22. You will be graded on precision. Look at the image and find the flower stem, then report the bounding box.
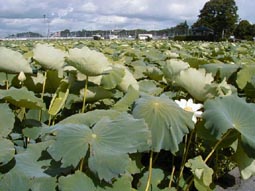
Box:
[39,71,47,121]
[81,75,88,113]
[145,151,153,191]
[204,129,233,163]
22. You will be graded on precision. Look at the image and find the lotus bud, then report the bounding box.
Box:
[18,71,26,82]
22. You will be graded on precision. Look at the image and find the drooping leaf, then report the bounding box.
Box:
[116,65,139,92]
[163,59,190,83]
[0,87,46,110]
[100,66,125,89]
[33,43,66,71]
[132,95,194,153]
[0,103,15,137]
[144,66,163,81]
[113,86,140,112]
[200,63,240,80]
[48,79,70,116]
[66,46,111,76]
[0,138,15,166]
[236,64,255,89]
[203,95,255,157]
[175,68,217,101]
[0,47,32,73]
[58,171,96,191]
[185,156,214,191]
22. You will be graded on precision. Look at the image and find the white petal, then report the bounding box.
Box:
[192,115,197,123]
[175,99,187,108]
[194,111,203,118]
[192,103,203,111]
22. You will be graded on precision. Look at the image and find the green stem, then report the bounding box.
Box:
[145,151,153,191]
[169,157,176,188]
[178,128,196,183]
[5,73,9,90]
[81,75,88,113]
[39,71,48,121]
[204,129,233,163]
[79,157,85,171]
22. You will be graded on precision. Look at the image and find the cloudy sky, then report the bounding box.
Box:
[0,0,254,37]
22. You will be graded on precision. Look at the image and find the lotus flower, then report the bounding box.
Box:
[175,98,203,123]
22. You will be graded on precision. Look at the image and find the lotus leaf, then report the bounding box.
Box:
[58,171,96,191]
[0,141,55,191]
[48,113,151,181]
[233,143,255,180]
[138,80,163,96]
[116,65,139,92]
[33,43,66,71]
[163,59,190,83]
[132,95,194,153]
[185,156,214,191]
[0,47,32,73]
[0,87,46,110]
[0,138,15,165]
[203,95,255,157]
[48,79,70,116]
[100,66,125,89]
[236,64,255,89]
[0,104,15,137]
[66,46,111,76]
[200,63,240,80]
[175,68,216,101]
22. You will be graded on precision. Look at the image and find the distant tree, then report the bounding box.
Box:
[193,0,238,40]
[234,20,253,40]
[175,21,189,35]
[60,29,70,37]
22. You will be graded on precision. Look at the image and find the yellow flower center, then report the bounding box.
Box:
[184,106,193,112]
[92,133,97,139]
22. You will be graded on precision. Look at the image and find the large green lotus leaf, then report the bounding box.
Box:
[47,124,92,168]
[0,47,32,73]
[100,66,125,89]
[185,156,214,191]
[48,79,70,116]
[200,63,240,80]
[163,59,190,83]
[22,119,49,140]
[233,142,255,180]
[132,95,194,153]
[203,95,255,157]
[0,104,15,137]
[175,68,216,101]
[88,114,151,181]
[137,168,165,191]
[116,65,139,92]
[33,43,66,70]
[113,86,140,112]
[58,171,96,191]
[0,138,15,165]
[236,64,255,89]
[0,87,46,110]
[59,109,120,127]
[0,141,55,191]
[66,46,111,76]
[138,80,163,96]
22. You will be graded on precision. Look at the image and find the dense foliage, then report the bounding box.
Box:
[0,39,255,191]
[193,0,238,39]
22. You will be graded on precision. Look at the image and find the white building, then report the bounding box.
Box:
[138,34,153,40]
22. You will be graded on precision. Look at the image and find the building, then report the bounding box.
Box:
[138,34,153,40]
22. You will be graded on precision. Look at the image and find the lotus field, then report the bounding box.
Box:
[1,39,255,191]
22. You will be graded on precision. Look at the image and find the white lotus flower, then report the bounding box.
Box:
[175,98,203,123]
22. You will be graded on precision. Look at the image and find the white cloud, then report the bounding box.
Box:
[0,0,254,37]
